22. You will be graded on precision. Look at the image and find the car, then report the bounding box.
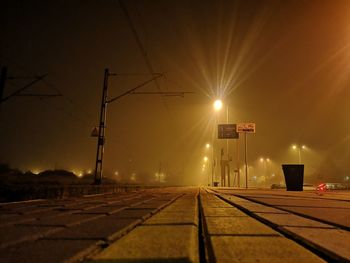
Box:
[270,183,286,189]
[303,184,316,190]
[316,183,347,191]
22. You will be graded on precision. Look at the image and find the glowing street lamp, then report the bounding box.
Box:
[259,157,271,178]
[205,143,210,149]
[203,156,208,162]
[291,144,307,164]
[213,99,223,111]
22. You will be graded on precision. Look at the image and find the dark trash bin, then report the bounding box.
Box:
[282,164,304,191]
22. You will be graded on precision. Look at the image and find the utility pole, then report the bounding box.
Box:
[93,68,190,185]
[94,68,109,184]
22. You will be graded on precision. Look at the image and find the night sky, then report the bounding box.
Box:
[1,0,350,185]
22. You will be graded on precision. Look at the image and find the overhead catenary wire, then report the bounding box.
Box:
[36,96,92,128]
[118,0,173,112]
[0,55,94,127]
[117,0,182,147]
[3,75,92,126]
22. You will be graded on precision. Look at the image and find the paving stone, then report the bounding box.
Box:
[132,201,169,209]
[0,239,98,263]
[112,208,155,219]
[36,204,66,208]
[201,200,233,208]
[283,227,350,261]
[149,196,178,202]
[238,203,289,214]
[144,210,197,226]
[128,199,153,207]
[220,196,289,213]
[60,203,104,210]
[77,206,124,214]
[0,200,46,209]
[93,225,198,262]
[0,215,36,227]
[205,216,278,235]
[202,207,247,217]
[53,207,84,212]
[26,209,71,219]
[0,208,19,213]
[277,206,350,228]
[48,215,138,241]
[161,199,197,212]
[256,213,336,228]
[218,194,251,202]
[101,203,126,208]
[248,196,350,209]
[102,200,124,206]
[210,236,325,262]
[76,201,106,206]
[0,225,63,248]
[11,206,52,215]
[18,213,104,227]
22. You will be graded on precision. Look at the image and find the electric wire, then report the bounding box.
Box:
[118,0,172,110]
[0,55,95,126]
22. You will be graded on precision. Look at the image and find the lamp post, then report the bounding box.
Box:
[205,143,215,185]
[259,157,271,179]
[212,100,223,186]
[213,100,229,157]
[213,99,230,186]
[292,144,306,164]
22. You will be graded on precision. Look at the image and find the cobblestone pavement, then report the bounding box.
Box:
[0,187,349,262]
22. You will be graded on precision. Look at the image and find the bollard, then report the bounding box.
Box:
[282,164,304,191]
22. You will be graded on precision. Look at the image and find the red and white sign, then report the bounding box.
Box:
[236,123,256,133]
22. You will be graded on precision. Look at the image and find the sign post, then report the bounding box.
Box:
[236,123,256,189]
[218,124,239,139]
[217,124,239,187]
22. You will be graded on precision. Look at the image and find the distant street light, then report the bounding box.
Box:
[203,156,208,162]
[291,144,307,164]
[259,157,271,178]
[205,143,210,149]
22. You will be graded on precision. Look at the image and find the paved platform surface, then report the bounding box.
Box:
[0,187,349,262]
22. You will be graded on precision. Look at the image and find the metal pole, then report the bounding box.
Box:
[94,68,109,184]
[226,106,229,157]
[236,139,240,188]
[212,157,216,187]
[245,132,248,189]
[226,106,229,187]
[212,114,218,186]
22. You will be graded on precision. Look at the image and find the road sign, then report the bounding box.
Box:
[218,124,239,139]
[237,123,256,133]
[91,127,99,137]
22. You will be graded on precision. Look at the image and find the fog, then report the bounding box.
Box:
[1,0,350,186]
